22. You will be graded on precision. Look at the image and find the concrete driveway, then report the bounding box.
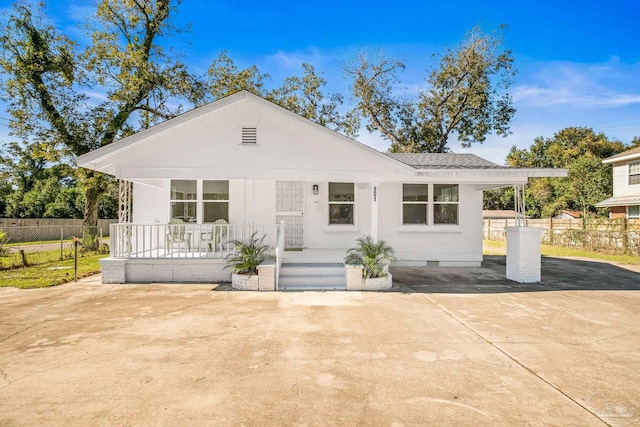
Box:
[1,256,639,426]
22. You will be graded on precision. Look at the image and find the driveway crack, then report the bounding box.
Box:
[420,294,612,427]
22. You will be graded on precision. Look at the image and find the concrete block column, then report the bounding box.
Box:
[99,258,127,284]
[257,261,276,291]
[505,227,543,283]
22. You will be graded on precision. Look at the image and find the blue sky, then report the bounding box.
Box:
[1,0,639,164]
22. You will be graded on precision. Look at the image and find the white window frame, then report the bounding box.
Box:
[402,184,429,225]
[328,182,356,226]
[629,162,640,185]
[399,183,461,229]
[202,180,230,223]
[169,179,230,224]
[169,179,198,223]
[628,205,640,219]
[433,184,460,225]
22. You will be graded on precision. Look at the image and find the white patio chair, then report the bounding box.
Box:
[166,219,192,252]
[207,218,229,251]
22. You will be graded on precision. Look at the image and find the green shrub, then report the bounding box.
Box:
[224,232,270,275]
[344,235,394,280]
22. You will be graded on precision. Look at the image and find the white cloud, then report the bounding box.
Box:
[511,59,640,108]
[265,48,326,70]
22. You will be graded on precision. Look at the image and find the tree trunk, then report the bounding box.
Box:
[82,172,108,251]
[83,184,102,228]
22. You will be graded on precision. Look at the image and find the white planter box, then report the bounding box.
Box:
[345,264,393,291]
[231,273,260,291]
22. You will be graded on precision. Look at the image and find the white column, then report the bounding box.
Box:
[506,227,543,283]
[371,183,379,241]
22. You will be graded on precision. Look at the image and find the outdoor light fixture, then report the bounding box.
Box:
[313,184,319,195]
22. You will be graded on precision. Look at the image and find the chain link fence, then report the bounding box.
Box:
[0,226,109,287]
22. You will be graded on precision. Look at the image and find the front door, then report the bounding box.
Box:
[276,181,304,249]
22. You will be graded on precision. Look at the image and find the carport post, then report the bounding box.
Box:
[506,183,543,283]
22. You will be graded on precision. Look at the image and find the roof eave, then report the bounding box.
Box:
[603,152,640,164]
[415,168,568,178]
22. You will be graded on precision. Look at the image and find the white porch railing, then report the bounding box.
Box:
[109,223,284,259]
[274,220,285,291]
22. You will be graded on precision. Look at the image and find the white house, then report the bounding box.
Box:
[596,147,640,219]
[77,91,565,288]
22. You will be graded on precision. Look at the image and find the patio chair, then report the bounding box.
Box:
[166,219,192,252]
[208,218,229,251]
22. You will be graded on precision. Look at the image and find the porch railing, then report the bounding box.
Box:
[109,223,282,259]
[275,220,285,291]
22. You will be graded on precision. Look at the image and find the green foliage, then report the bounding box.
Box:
[344,25,516,153]
[224,232,271,275]
[0,1,201,226]
[484,127,629,218]
[206,52,359,137]
[344,235,395,280]
[0,230,7,257]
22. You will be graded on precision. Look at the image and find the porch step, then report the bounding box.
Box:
[279,263,345,291]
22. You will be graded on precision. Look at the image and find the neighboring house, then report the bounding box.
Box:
[596,147,640,219]
[76,91,565,286]
[554,210,581,220]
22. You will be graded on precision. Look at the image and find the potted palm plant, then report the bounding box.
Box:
[344,235,394,290]
[225,232,270,290]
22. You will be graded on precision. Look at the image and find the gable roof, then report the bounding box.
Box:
[76,90,567,182]
[76,90,414,173]
[386,153,507,169]
[603,146,640,164]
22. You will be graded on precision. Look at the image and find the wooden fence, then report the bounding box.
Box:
[483,218,640,255]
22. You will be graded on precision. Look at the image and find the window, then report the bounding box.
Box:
[629,162,640,185]
[629,205,640,219]
[170,180,197,222]
[241,127,257,144]
[403,184,428,224]
[329,182,354,225]
[433,184,459,224]
[203,180,229,222]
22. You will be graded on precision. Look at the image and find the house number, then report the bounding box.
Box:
[373,187,377,202]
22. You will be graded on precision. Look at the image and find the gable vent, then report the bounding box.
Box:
[242,127,257,144]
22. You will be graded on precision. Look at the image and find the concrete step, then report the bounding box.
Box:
[280,263,344,277]
[278,263,346,291]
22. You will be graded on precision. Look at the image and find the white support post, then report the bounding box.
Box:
[118,179,132,224]
[371,183,379,241]
[506,182,542,283]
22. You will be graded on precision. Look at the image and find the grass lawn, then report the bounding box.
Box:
[484,239,640,266]
[0,252,107,289]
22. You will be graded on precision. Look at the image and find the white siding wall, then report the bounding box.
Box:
[378,183,483,263]
[612,162,640,197]
[304,182,371,249]
[132,181,168,223]
[131,180,483,263]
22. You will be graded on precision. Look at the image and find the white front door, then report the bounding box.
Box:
[276,181,305,249]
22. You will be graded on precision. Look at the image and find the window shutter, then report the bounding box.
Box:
[242,127,257,144]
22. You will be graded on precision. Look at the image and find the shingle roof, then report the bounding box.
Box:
[596,195,640,207]
[385,153,507,169]
[606,146,640,160]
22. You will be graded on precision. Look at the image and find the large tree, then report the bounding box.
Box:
[344,26,516,153]
[206,51,359,137]
[485,127,628,218]
[0,0,201,228]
